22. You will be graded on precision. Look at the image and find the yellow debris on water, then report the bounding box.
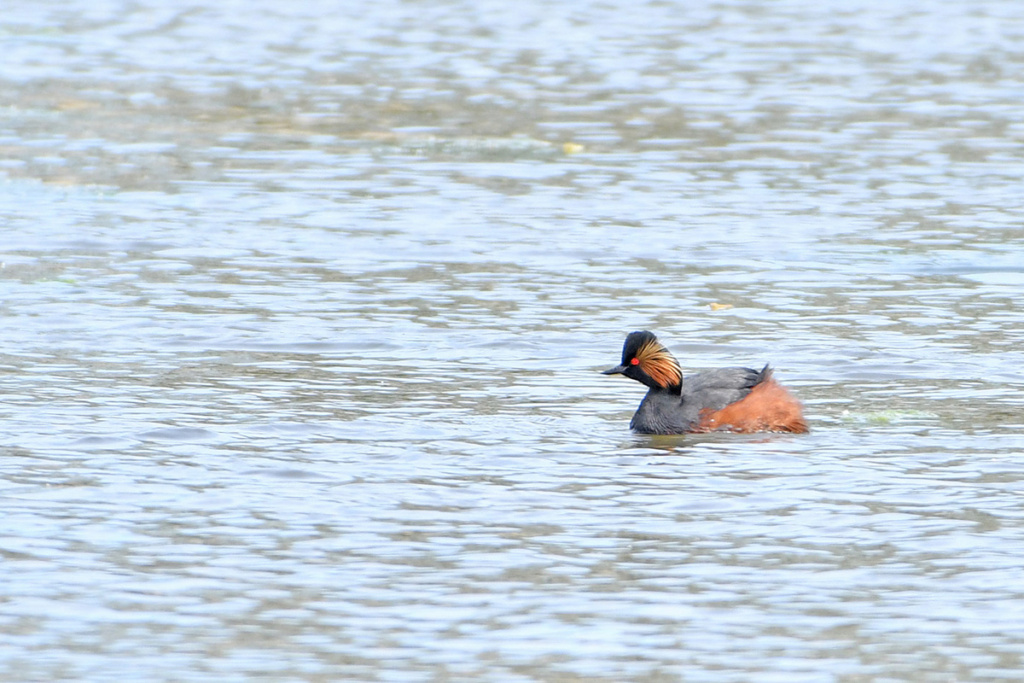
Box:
[562,142,585,154]
[709,302,734,311]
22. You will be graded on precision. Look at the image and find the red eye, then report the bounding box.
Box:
[630,358,640,365]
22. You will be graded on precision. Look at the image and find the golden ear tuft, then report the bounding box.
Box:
[635,337,682,389]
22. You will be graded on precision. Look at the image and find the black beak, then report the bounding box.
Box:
[601,364,627,375]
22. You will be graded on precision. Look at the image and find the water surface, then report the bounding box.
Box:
[2,1,1024,680]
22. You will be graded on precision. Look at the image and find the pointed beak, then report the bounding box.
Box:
[601,364,627,375]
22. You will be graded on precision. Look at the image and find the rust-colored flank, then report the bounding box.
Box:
[696,376,808,434]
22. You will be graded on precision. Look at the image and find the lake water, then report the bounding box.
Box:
[2,0,1024,680]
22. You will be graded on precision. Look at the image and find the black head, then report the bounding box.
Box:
[602,330,682,391]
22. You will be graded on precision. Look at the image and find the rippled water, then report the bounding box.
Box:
[3,1,1024,680]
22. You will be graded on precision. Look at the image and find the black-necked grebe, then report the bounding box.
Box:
[603,331,807,435]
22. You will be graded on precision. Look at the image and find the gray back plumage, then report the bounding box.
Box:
[630,365,770,434]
